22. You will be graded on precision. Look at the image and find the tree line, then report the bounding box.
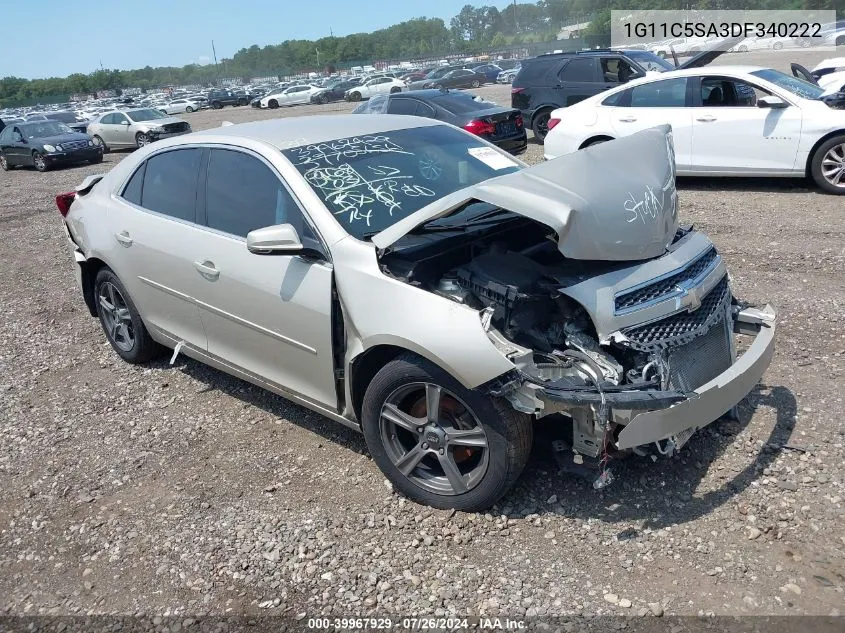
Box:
[1,0,841,106]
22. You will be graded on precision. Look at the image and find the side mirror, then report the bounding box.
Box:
[757,96,788,109]
[121,120,130,125]
[246,224,303,255]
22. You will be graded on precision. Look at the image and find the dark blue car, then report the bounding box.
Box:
[0,120,102,172]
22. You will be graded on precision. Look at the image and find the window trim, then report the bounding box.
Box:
[691,75,776,108]
[619,76,691,108]
[557,57,599,83]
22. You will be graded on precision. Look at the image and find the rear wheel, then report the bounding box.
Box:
[773,41,784,50]
[238,98,248,106]
[93,268,162,364]
[89,154,103,164]
[211,101,223,109]
[268,99,279,109]
[532,108,553,143]
[361,353,533,511]
[32,151,48,172]
[810,134,845,194]
[471,79,481,88]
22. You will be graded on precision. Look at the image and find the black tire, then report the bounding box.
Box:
[349,92,362,102]
[471,79,481,88]
[809,134,845,195]
[32,151,48,172]
[389,87,401,94]
[211,101,223,110]
[0,152,9,171]
[532,109,553,143]
[93,268,162,364]
[238,98,248,106]
[93,135,109,153]
[135,132,150,148]
[186,106,194,113]
[361,353,533,511]
[268,99,279,109]
[89,154,103,164]
[773,41,783,50]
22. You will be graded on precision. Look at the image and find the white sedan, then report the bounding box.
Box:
[543,65,845,194]
[345,77,406,101]
[159,99,199,115]
[259,85,322,109]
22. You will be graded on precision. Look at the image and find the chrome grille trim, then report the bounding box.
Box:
[614,247,719,314]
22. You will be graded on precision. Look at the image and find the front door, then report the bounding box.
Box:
[191,147,337,407]
[690,76,803,173]
[106,148,208,348]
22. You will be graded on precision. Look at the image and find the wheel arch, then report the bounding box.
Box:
[804,129,845,177]
[79,256,109,317]
[578,135,615,149]
[529,104,558,126]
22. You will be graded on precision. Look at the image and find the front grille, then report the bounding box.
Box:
[620,275,731,351]
[668,320,732,392]
[163,122,190,133]
[615,248,719,313]
[62,140,89,151]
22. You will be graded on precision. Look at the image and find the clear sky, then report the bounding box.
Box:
[1,0,514,79]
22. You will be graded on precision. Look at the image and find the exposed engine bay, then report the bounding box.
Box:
[378,215,748,484]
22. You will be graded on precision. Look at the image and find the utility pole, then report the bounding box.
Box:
[513,0,518,33]
[316,48,321,70]
[212,40,220,85]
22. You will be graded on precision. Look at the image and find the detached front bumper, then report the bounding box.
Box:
[536,305,777,451]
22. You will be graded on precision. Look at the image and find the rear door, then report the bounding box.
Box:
[554,57,601,106]
[191,147,337,407]
[608,77,694,170]
[106,148,208,348]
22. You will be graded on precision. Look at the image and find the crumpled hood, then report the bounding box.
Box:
[373,125,679,261]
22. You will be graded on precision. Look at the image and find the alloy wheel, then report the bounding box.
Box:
[33,153,46,171]
[821,142,845,188]
[136,133,150,148]
[0,154,8,171]
[98,281,135,352]
[379,382,489,496]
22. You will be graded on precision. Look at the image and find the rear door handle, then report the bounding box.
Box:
[115,231,133,247]
[618,116,637,122]
[193,260,220,281]
[696,115,717,122]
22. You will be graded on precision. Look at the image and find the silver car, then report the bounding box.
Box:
[56,116,776,511]
[86,108,191,151]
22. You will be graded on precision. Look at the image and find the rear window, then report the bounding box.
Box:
[515,59,557,83]
[432,92,498,114]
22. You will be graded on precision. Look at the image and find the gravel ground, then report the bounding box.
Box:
[1,51,844,624]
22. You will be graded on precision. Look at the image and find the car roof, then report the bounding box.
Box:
[190,114,442,149]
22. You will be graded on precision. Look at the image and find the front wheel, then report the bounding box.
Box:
[0,153,9,171]
[211,101,223,109]
[810,135,845,194]
[349,92,362,102]
[361,353,533,511]
[471,79,481,88]
[773,41,783,50]
[186,106,194,112]
[89,154,104,164]
[135,133,151,148]
[268,99,279,109]
[32,151,48,172]
[532,109,553,143]
[94,268,162,364]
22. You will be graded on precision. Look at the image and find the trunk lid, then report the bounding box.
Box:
[372,125,678,261]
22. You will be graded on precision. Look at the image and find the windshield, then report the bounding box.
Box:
[750,69,825,99]
[425,67,451,79]
[46,112,77,123]
[625,50,674,72]
[282,125,521,239]
[20,121,73,138]
[127,108,167,122]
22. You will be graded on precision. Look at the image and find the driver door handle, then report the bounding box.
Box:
[193,260,220,281]
[618,116,637,122]
[696,115,717,122]
[115,231,133,247]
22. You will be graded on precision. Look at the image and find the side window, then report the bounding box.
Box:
[601,90,624,106]
[386,98,419,115]
[559,58,597,82]
[630,78,687,107]
[114,113,128,124]
[141,149,202,221]
[416,102,436,118]
[700,77,770,107]
[205,149,315,241]
[121,162,146,206]
[600,57,636,83]
[101,114,114,124]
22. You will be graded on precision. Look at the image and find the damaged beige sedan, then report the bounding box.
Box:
[56,116,776,511]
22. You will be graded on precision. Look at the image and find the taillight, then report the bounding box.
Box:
[56,191,77,217]
[547,118,561,132]
[515,115,524,128]
[464,119,496,136]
